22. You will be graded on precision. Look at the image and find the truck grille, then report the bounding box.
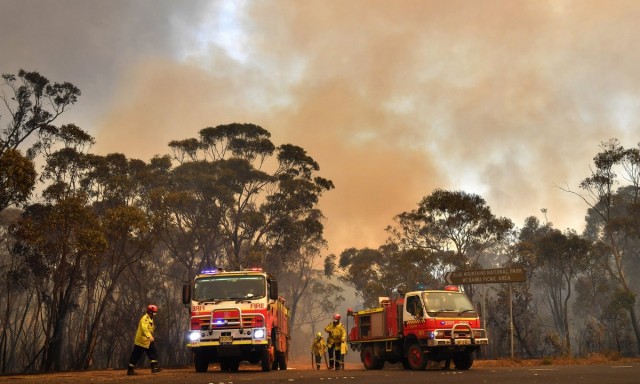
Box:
[193,311,262,331]
[444,330,471,338]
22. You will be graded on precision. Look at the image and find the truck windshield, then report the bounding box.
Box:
[422,292,476,316]
[194,275,266,302]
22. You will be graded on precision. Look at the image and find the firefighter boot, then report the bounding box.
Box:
[151,361,161,373]
[316,363,321,370]
[127,364,136,376]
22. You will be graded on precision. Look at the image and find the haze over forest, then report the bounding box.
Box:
[2,1,640,255]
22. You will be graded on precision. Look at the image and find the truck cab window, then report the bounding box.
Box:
[406,295,423,318]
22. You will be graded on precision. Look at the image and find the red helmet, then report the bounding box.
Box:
[333,313,341,321]
[147,304,158,313]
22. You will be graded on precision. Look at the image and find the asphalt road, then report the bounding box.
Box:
[2,363,639,384]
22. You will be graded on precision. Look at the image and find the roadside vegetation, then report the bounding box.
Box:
[476,353,639,367]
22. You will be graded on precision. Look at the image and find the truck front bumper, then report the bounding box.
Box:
[187,327,268,348]
[426,337,489,347]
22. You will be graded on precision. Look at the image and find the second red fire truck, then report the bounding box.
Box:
[347,286,488,370]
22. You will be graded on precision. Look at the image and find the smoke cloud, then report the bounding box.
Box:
[2,0,639,255]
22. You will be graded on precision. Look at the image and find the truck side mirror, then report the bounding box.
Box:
[182,284,191,305]
[269,280,278,300]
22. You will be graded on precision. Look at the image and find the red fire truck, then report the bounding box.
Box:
[182,268,290,372]
[347,286,488,370]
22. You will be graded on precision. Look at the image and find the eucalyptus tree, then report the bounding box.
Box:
[8,125,105,371]
[0,149,37,211]
[152,159,227,281]
[564,139,640,353]
[0,70,80,211]
[0,69,81,372]
[497,216,549,358]
[326,244,440,308]
[573,242,620,354]
[535,228,591,355]
[166,124,274,274]
[0,208,34,374]
[294,278,344,340]
[329,247,384,307]
[6,124,166,371]
[166,123,333,273]
[387,189,513,297]
[70,152,166,370]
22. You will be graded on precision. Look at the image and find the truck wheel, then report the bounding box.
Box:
[361,346,376,370]
[261,347,272,372]
[406,343,427,371]
[361,346,384,370]
[453,351,474,370]
[194,351,209,373]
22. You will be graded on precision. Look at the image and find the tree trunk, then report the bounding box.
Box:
[44,317,65,371]
[513,321,536,358]
[563,275,572,356]
[627,301,640,354]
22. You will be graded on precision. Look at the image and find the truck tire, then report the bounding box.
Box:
[261,346,272,372]
[361,345,384,370]
[194,350,209,373]
[230,358,240,372]
[361,346,376,370]
[406,343,427,371]
[453,351,474,370]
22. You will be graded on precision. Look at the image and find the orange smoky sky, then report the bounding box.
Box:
[2,0,639,256]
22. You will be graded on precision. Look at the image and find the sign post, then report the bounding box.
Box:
[444,267,526,360]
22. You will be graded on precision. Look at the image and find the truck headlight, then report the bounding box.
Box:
[253,328,266,340]
[189,331,201,342]
[429,330,443,339]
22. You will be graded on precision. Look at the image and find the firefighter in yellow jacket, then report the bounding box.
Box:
[324,313,346,370]
[127,305,160,375]
[310,332,327,370]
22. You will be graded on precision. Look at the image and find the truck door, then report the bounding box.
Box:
[404,294,424,319]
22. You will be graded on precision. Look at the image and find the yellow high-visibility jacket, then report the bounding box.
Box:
[134,313,155,348]
[311,337,327,355]
[324,322,346,347]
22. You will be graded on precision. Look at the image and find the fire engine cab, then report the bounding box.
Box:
[182,268,290,372]
[347,286,488,370]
